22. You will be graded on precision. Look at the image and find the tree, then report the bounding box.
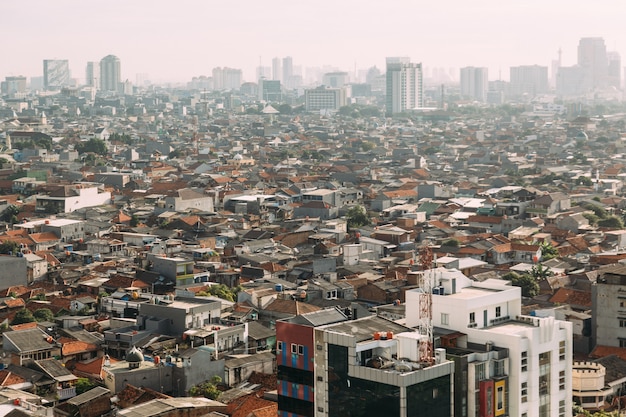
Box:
[442,239,461,248]
[75,378,96,395]
[189,376,222,400]
[130,215,139,227]
[0,241,19,255]
[530,263,553,281]
[33,308,54,322]
[346,205,370,229]
[198,284,240,302]
[539,242,559,261]
[11,309,35,325]
[75,138,107,156]
[598,216,624,229]
[504,272,539,298]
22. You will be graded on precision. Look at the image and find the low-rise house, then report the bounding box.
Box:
[2,328,59,366]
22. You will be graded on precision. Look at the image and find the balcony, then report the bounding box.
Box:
[57,386,76,400]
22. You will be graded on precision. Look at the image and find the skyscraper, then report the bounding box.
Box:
[272,57,282,82]
[211,67,242,90]
[460,67,488,102]
[385,57,423,115]
[85,61,100,89]
[578,37,608,91]
[100,55,121,92]
[509,65,548,98]
[43,59,70,90]
[282,56,293,87]
[607,51,621,88]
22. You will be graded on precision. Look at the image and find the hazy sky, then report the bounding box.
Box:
[2,0,626,84]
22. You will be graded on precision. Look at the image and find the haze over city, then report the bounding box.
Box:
[3,0,626,83]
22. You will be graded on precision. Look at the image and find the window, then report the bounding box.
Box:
[559,400,565,417]
[559,370,565,390]
[521,382,528,403]
[475,362,487,382]
[559,340,566,360]
[620,319,626,328]
[496,385,504,411]
[469,312,475,323]
[494,359,505,376]
[277,341,283,352]
[496,306,501,318]
[298,345,304,355]
[521,351,528,372]
[441,313,449,325]
[621,300,626,308]
[620,339,626,348]
[291,343,298,354]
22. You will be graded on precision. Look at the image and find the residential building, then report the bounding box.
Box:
[322,72,349,88]
[1,76,27,95]
[592,266,626,349]
[139,296,222,336]
[406,270,573,417]
[100,54,121,92]
[460,67,488,102]
[147,254,195,286]
[3,328,59,366]
[509,65,549,98]
[35,185,112,214]
[258,78,282,102]
[212,67,242,91]
[386,57,424,115]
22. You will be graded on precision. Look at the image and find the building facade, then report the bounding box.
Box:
[460,67,488,102]
[386,57,423,115]
[100,55,121,92]
[43,59,70,90]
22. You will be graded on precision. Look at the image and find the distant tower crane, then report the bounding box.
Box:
[417,246,435,365]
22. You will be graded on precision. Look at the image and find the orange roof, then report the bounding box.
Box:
[29,232,60,243]
[61,340,99,356]
[9,321,38,331]
[548,288,592,307]
[590,345,626,361]
[4,298,25,309]
[225,394,277,417]
[0,370,26,386]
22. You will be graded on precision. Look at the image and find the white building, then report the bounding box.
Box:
[460,67,488,102]
[386,57,423,114]
[406,269,573,417]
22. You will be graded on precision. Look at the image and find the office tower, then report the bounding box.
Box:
[85,61,100,89]
[406,269,572,417]
[1,76,27,95]
[258,78,282,102]
[282,56,293,86]
[276,309,454,417]
[304,86,347,111]
[100,55,121,92]
[211,67,242,90]
[460,67,488,102]
[385,57,423,115]
[509,65,548,98]
[607,51,621,88]
[556,66,585,96]
[322,72,349,88]
[43,59,70,90]
[272,57,282,82]
[578,37,608,90]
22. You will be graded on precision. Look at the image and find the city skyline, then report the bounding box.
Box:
[2,0,626,84]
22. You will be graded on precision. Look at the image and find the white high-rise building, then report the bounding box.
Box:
[385,57,423,115]
[100,55,121,92]
[460,67,488,102]
[272,57,282,82]
[578,37,608,91]
[212,67,242,91]
[406,269,573,417]
[43,59,70,90]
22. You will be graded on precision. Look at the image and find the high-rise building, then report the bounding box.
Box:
[385,57,423,115]
[85,61,100,89]
[100,55,121,92]
[592,266,626,349]
[276,309,454,417]
[258,78,282,102]
[1,76,27,95]
[304,86,347,111]
[460,67,488,102]
[406,269,573,417]
[211,67,242,91]
[607,51,621,88]
[272,57,282,82]
[43,59,70,90]
[282,56,293,87]
[509,65,548,98]
[322,72,349,88]
[578,37,608,91]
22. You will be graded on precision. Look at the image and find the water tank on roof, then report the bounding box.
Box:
[275,284,283,292]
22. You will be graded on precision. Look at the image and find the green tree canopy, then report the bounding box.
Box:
[503,271,539,298]
[598,216,624,229]
[75,378,97,395]
[11,309,35,325]
[0,241,19,255]
[189,376,222,400]
[539,242,558,261]
[75,138,108,156]
[33,308,54,322]
[346,205,370,229]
